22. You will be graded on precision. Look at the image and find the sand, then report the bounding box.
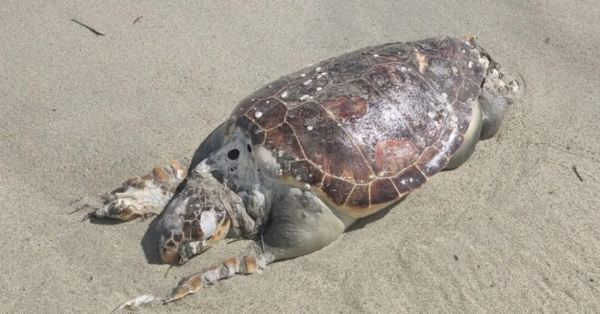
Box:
[1,0,600,313]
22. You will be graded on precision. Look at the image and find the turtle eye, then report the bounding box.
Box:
[227,149,240,160]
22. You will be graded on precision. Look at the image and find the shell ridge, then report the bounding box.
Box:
[283,121,309,160]
[343,184,358,206]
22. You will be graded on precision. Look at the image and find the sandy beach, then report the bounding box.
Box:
[1,0,600,313]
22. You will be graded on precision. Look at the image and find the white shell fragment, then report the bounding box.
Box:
[116,295,163,311]
[255,111,263,118]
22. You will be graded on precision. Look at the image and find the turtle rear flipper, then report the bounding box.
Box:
[92,157,190,221]
[478,63,522,140]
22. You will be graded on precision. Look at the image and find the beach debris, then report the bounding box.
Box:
[111,295,163,313]
[133,16,143,24]
[70,19,105,36]
[572,165,584,182]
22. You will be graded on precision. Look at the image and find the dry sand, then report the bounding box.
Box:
[1,0,600,313]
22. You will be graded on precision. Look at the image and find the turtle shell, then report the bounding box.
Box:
[228,36,487,218]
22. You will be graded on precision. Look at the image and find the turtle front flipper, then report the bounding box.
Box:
[113,250,272,311]
[92,157,190,221]
[165,251,272,303]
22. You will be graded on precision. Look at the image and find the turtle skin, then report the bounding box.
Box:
[225,36,486,218]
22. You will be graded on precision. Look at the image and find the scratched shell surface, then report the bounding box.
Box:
[230,36,486,218]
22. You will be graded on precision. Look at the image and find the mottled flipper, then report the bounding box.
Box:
[114,249,272,310]
[92,157,190,221]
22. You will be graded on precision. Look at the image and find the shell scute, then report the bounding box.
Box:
[234,115,265,145]
[325,55,374,85]
[366,43,413,65]
[286,102,373,182]
[263,123,304,161]
[323,96,368,121]
[345,184,370,208]
[416,147,449,177]
[434,127,464,158]
[456,78,481,104]
[369,178,400,205]
[316,79,382,110]
[373,140,419,176]
[289,160,324,187]
[423,58,462,103]
[363,63,410,93]
[391,165,427,194]
[251,98,287,129]
[321,176,355,205]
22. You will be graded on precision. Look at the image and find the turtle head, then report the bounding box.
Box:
[195,132,258,191]
[157,173,234,265]
[158,206,231,265]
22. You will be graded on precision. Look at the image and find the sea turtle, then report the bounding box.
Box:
[91,35,520,310]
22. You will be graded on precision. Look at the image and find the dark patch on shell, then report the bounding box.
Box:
[324,96,368,121]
